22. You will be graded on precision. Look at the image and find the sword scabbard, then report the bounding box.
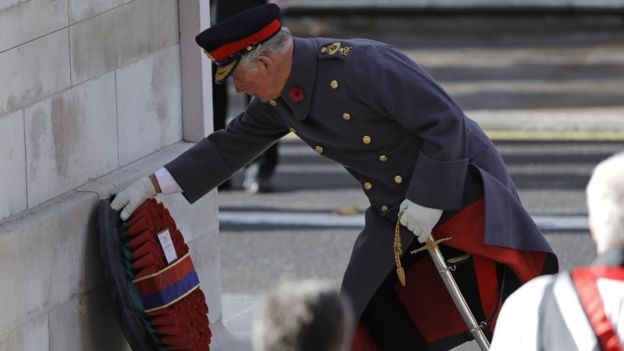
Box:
[422,236,491,350]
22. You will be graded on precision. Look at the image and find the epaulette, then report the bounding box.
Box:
[318,41,352,60]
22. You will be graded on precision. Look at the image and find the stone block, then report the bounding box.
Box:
[0,29,71,117]
[77,142,195,199]
[0,0,19,12]
[0,315,49,351]
[25,73,118,207]
[164,191,219,243]
[70,0,179,84]
[187,225,223,324]
[117,45,182,166]
[49,289,131,351]
[179,0,213,142]
[0,191,101,334]
[69,0,131,24]
[0,110,27,221]
[0,0,67,53]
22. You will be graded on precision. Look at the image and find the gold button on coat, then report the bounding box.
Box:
[362,135,372,145]
[381,205,389,213]
[269,99,278,107]
[363,182,373,191]
[315,146,324,154]
[394,175,403,184]
[330,80,339,89]
[342,113,351,121]
[378,155,388,162]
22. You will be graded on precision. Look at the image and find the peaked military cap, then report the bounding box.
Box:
[196,3,282,83]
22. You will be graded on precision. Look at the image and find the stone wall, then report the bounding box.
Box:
[0,0,185,218]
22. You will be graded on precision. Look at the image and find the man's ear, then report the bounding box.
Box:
[256,55,273,72]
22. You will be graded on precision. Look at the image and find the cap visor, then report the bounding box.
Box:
[214,60,238,84]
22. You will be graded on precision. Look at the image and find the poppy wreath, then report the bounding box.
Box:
[97,198,211,350]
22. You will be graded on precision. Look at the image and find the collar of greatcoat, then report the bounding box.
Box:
[279,37,317,121]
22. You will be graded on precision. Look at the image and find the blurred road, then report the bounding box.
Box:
[214,13,624,350]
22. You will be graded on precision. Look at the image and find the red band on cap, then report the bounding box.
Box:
[210,19,281,61]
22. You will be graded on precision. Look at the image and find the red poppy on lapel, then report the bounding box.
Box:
[288,86,304,103]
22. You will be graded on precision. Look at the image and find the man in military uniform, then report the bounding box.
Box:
[112,4,558,350]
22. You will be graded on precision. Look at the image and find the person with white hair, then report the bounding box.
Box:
[491,151,624,350]
[252,280,354,351]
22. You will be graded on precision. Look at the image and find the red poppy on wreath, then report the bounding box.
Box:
[288,86,305,103]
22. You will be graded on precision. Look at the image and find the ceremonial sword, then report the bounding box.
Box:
[413,236,490,350]
[394,218,491,350]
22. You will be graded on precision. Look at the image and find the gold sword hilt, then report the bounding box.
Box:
[410,236,453,255]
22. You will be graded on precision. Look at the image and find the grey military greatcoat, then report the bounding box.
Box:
[165,37,558,320]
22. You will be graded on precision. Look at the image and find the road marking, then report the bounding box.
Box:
[220,211,364,227]
[219,211,588,231]
[495,143,624,155]
[486,130,624,141]
[284,130,624,142]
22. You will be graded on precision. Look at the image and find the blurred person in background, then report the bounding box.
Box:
[112,4,558,350]
[252,280,354,351]
[491,151,624,351]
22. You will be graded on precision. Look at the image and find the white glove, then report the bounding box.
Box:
[399,199,443,243]
[110,176,157,221]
